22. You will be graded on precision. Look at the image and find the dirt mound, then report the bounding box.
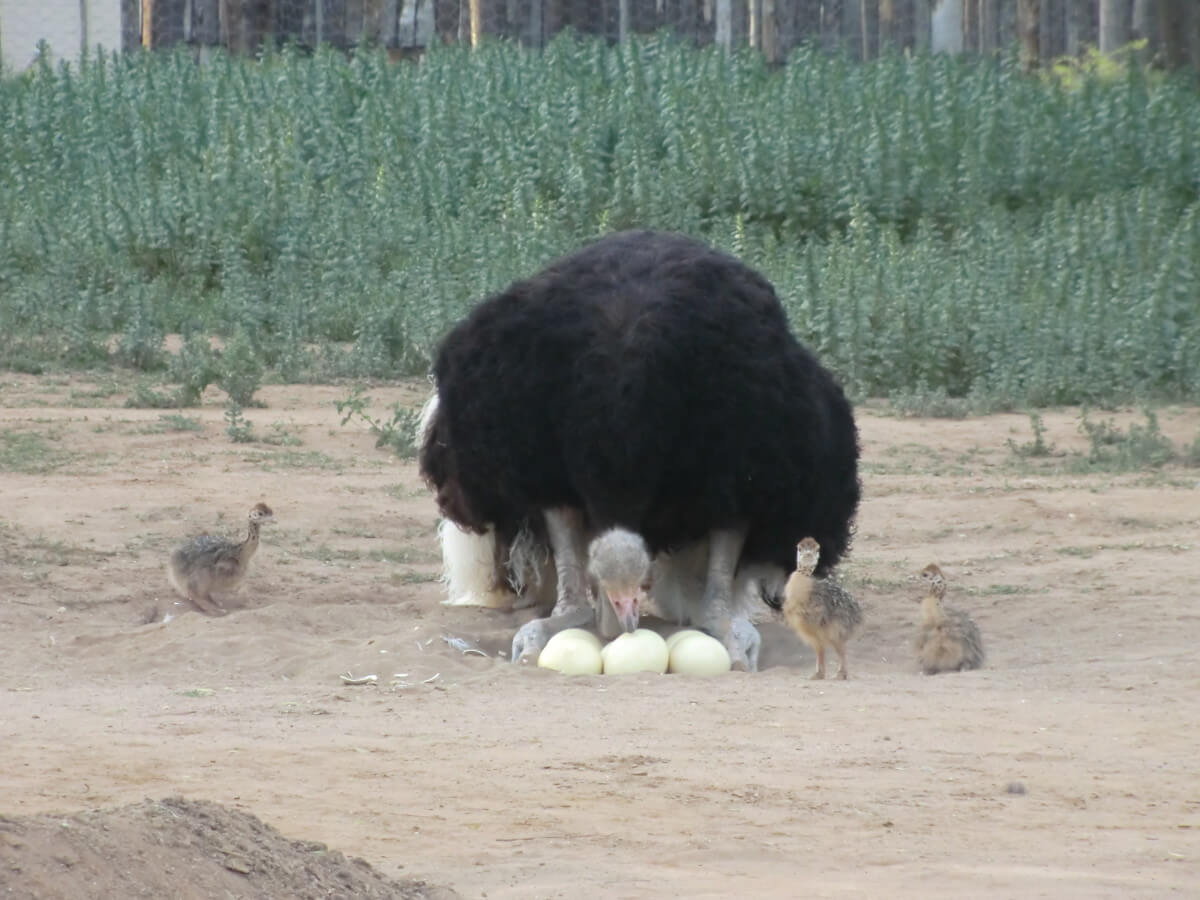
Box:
[0,797,459,900]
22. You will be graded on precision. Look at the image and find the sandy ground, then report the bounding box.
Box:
[1,373,1198,899]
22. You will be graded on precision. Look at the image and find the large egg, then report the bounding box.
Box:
[537,628,603,675]
[601,629,669,675]
[665,628,707,653]
[668,631,732,676]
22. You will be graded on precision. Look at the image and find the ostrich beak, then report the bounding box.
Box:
[607,589,641,634]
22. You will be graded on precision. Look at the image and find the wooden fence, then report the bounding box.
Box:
[4,2,1198,72]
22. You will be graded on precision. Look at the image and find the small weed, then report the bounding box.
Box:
[1079,409,1175,470]
[262,421,303,446]
[224,400,256,443]
[334,386,421,459]
[1006,413,1056,458]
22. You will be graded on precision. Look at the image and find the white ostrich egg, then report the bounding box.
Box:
[537,629,603,675]
[601,629,669,675]
[668,631,732,676]
[665,628,706,653]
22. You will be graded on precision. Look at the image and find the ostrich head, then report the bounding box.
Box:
[248,502,275,526]
[587,528,651,634]
[920,563,946,599]
[795,537,821,576]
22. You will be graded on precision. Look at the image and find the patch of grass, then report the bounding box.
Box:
[68,381,126,406]
[244,449,341,471]
[1079,409,1176,470]
[889,384,972,419]
[125,383,195,409]
[0,428,74,474]
[139,414,204,434]
[261,421,303,446]
[0,523,114,567]
[980,584,1032,596]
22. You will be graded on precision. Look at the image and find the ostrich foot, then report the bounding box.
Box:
[511,605,594,664]
[726,617,761,673]
[511,617,554,664]
[512,507,592,664]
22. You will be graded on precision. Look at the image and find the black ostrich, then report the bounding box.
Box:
[419,230,861,670]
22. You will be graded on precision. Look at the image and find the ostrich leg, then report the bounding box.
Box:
[692,524,760,672]
[511,507,594,663]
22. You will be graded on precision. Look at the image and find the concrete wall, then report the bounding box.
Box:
[1,0,123,72]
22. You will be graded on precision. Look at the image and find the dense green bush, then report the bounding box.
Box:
[1,35,1198,405]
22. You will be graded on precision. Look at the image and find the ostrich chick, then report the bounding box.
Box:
[783,537,862,680]
[167,502,274,616]
[915,563,985,674]
[586,527,652,638]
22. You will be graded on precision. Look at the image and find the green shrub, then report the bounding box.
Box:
[2,39,1198,407]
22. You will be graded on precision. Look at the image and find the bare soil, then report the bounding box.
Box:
[1,373,1198,899]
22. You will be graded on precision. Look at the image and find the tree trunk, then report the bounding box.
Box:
[762,0,779,61]
[1017,0,1039,70]
[841,0,862,57]
[1131,0,1157,42]
[748,0,760,48]
[860,0,876,59]
[1099,0,1130,53]
[1064,0,1087,54]
[930,0,963,54]
[879,0,894,48]
[1156,0,1191,71]
[468,0,482,46]
[977,0,999,52]
[619,0,631,41]
[715,0,733,48]
[913,0,931,50]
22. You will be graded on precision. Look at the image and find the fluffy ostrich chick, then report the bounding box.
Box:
[915,563,985,674]
[783,537,863,680]
[167,502,274,616]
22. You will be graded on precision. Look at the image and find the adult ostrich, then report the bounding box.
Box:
[419,230,860,670]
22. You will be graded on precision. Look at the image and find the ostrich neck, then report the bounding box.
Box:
[921,592,945,626]
[239,521,261,565]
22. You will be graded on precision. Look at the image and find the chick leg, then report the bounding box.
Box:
[189,590,228,617]
[511,507,593,663]
[833,639,849,680]
[811,645,826,680]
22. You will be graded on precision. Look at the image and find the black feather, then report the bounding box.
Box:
[419,230,861,578]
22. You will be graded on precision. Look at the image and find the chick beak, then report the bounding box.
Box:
[607,589,641,634]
